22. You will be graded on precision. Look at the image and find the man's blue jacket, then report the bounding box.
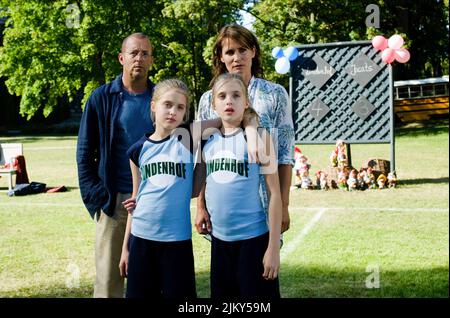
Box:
[76,74,155,219]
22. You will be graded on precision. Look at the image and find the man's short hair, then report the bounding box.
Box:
[121,33,153,53]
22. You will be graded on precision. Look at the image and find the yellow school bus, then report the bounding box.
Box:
[394,76,449,123]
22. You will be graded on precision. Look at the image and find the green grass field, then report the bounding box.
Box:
[0,125,448,298]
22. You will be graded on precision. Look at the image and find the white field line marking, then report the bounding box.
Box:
[289,206,448,212]
[2,202,201,209]
[1,202,446,212]
[1,202,199,208]
[281,208,326,263]
[1,202,447,213]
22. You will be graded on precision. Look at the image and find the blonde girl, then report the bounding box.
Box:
[202,73,282,297]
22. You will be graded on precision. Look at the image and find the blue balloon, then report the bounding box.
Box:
[275,57,290,74]
[272,47,284,59]
[284,46,299,61]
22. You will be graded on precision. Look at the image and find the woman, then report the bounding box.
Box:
[196,24,294,237]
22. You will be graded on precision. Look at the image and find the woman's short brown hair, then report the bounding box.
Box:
[210,24,263,87]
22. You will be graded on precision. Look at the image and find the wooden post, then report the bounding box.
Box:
[346,143,352,168]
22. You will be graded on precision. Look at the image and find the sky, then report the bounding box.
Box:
[239,9,255,31]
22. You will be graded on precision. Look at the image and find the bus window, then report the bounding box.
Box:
[409,86,421,98]
[397,87,409,99]
[422,84,434,97]
[434,83,448,96]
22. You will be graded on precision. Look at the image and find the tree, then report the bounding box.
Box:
[154,0,245,117]
[381,0,449,79]
[250,0,449,82]
[0,0,84,119]
[0,0,245,119]
[0,0,168,118]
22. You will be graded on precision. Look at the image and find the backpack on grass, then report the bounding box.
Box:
[7,182,46,197]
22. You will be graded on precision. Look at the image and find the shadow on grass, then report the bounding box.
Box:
[1,280,94,298]
[45,186,79,191]
[3,266,447,298]
[0,186,78,193]
[395,122,449,137]
[399,177,449,186]
[1,271,211,298]
[279,265,449,298]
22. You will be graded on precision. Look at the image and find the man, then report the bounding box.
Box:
[76,33,154,298]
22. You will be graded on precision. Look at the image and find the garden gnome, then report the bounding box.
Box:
[377,173,387,189]
[293,146,303,186]
[337,168,348,190]
[301,170,313,189]
[347,169,358,191]
[336,140,348,168]
[315,170,321,189]
[365,167,376,189]
[319,171,329,190]
[387,171,397,188]
[357,169,366,190]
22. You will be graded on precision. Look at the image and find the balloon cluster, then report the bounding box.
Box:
[372,34,410,64]
[272,46,299,74]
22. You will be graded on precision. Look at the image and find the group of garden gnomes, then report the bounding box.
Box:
[327,139,397,191]
[341,166,397,191]
[293,140,398,190]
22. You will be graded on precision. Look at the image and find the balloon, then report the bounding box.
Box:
[284,46,299,61]
[394,48,410,63]
[272,47,283,59]
[275,57,290,74]
[381,48,396,64]
[372,35,388,51]
[388,34,404,50]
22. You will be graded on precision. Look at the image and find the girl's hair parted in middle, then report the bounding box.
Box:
[151,78,190,123]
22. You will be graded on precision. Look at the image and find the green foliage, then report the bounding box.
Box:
[0,0,245,119]
[1,1,448,118]
[251,0,449,83]
[158,0,244,116]
[0,1,82,119]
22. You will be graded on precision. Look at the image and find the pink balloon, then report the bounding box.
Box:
[394,48,410,63]
[372,35,388,51]
[388,34,404,50]
[381,48,396,64]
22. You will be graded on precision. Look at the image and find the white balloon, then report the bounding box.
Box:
[284,46,299,61]
[388,34,404,50]
[275,57,290,74]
